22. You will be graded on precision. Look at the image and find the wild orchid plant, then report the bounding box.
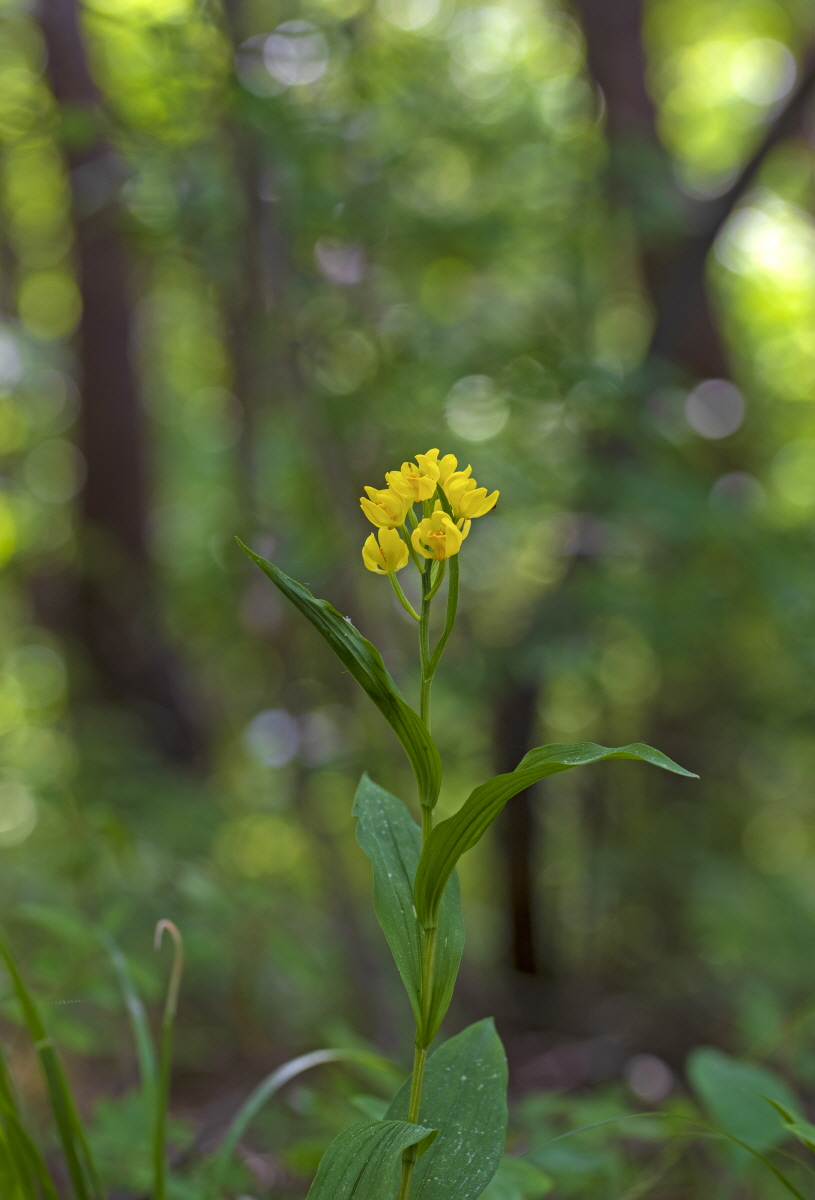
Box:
[240,448,697,1200]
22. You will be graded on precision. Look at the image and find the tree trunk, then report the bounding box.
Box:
[36,0,204,763]
[494,682,543,976]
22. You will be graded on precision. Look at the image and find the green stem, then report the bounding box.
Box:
[397,925,437,1200]
[388,571,420,621]
[153,921,184,1200]
[426,559,446,602]
[429,553,459,675]
[400,522,423,571]
[419,562,432,730]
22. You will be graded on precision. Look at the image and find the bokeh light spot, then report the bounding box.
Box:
[244,708,300,767]
[685,379,744,438]
[0,781,37,847]
[445,376,509,442]
[264,23,329,88]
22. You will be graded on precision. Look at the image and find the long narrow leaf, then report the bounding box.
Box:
[98,933,157,1110]
[238,542,441,810]
[415,743,696,927]
[206,1046,396,1196]
[0,930,102,1200]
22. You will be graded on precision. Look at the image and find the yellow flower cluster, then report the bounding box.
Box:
[360,449,498,574]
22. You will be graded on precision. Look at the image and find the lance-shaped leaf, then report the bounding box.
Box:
[306,1119,435,1200]
[386,1019,508,1200]
[354,775,464,1043]
[415,743,696,929]
[239,542,441,810]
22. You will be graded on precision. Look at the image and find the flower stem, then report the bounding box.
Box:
[426,559,447,602]
[429,553,458,674]
[400,537,455,1200]
[388,572,420,621]
[401,522,423,571]
[419,562,433,730]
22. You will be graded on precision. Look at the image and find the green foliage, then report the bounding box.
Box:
[414,743,697,929]
[353,774,464,1043]
[687,1046,799,1156]
[0,928,102,1200]
[238,541,442,811]
[479,1156,553,1200]
[304,1119,436,1200]
[386,1020,508,1200]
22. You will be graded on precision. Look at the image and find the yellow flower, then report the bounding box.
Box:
[360,485,412,529]
[445,471,499,520]
[411,504,469,561]
[386,452,440,502]
[362,527,410,574]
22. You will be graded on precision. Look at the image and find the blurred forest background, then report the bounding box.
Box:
[4,0,815,1191]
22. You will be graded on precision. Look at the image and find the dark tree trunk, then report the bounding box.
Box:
[574,0,730,379]
[494,682,544,976]
[35,0,204,763]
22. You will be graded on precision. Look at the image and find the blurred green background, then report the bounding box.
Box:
[3,0,815,1192]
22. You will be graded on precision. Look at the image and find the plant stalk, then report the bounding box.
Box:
[400,529,462,1200]
[419,562,433,729]
[388,571,420,621]
[153,920,184,1200]
[397,924,437,1200]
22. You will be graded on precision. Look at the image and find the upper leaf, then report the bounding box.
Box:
[386,1019,508,1200]
[414,742,696,929]
[305,1119,435,1200]
[239,542,441,810]
[353,775,464,1044]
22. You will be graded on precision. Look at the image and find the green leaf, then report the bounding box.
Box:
[305,1119,435,1200]
[687,1047,799,1156]
[764,1097,815,1153]
[239,541,441,811]
[479,1156,553,1200]
[354,775,464,1042]
[414,742,696,928]
[206,1046,396,1197]
[0,929,102,1200]
[386,1019,508,1200]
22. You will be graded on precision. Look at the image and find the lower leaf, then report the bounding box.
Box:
[386,1019,508,1200]
[306,1119,435,1200]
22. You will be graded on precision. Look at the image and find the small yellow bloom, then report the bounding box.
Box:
[362,527,410,574]
[437,453,460,486]
[360,485,412,529]
[411,504,468,561]
[445,472,499,520]
[386,453,440,502]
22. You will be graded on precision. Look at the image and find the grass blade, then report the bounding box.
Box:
[206,1047,396,1196]
[0,929,102,1200]
[98,933,157,1112]
[153,920,183,1200]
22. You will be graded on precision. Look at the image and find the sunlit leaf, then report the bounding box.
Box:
[415,743,696,928]
[354,775,464,1042]
[239,542,441,810]
[386,1019,508,1200]
[306,1119,435,1199]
